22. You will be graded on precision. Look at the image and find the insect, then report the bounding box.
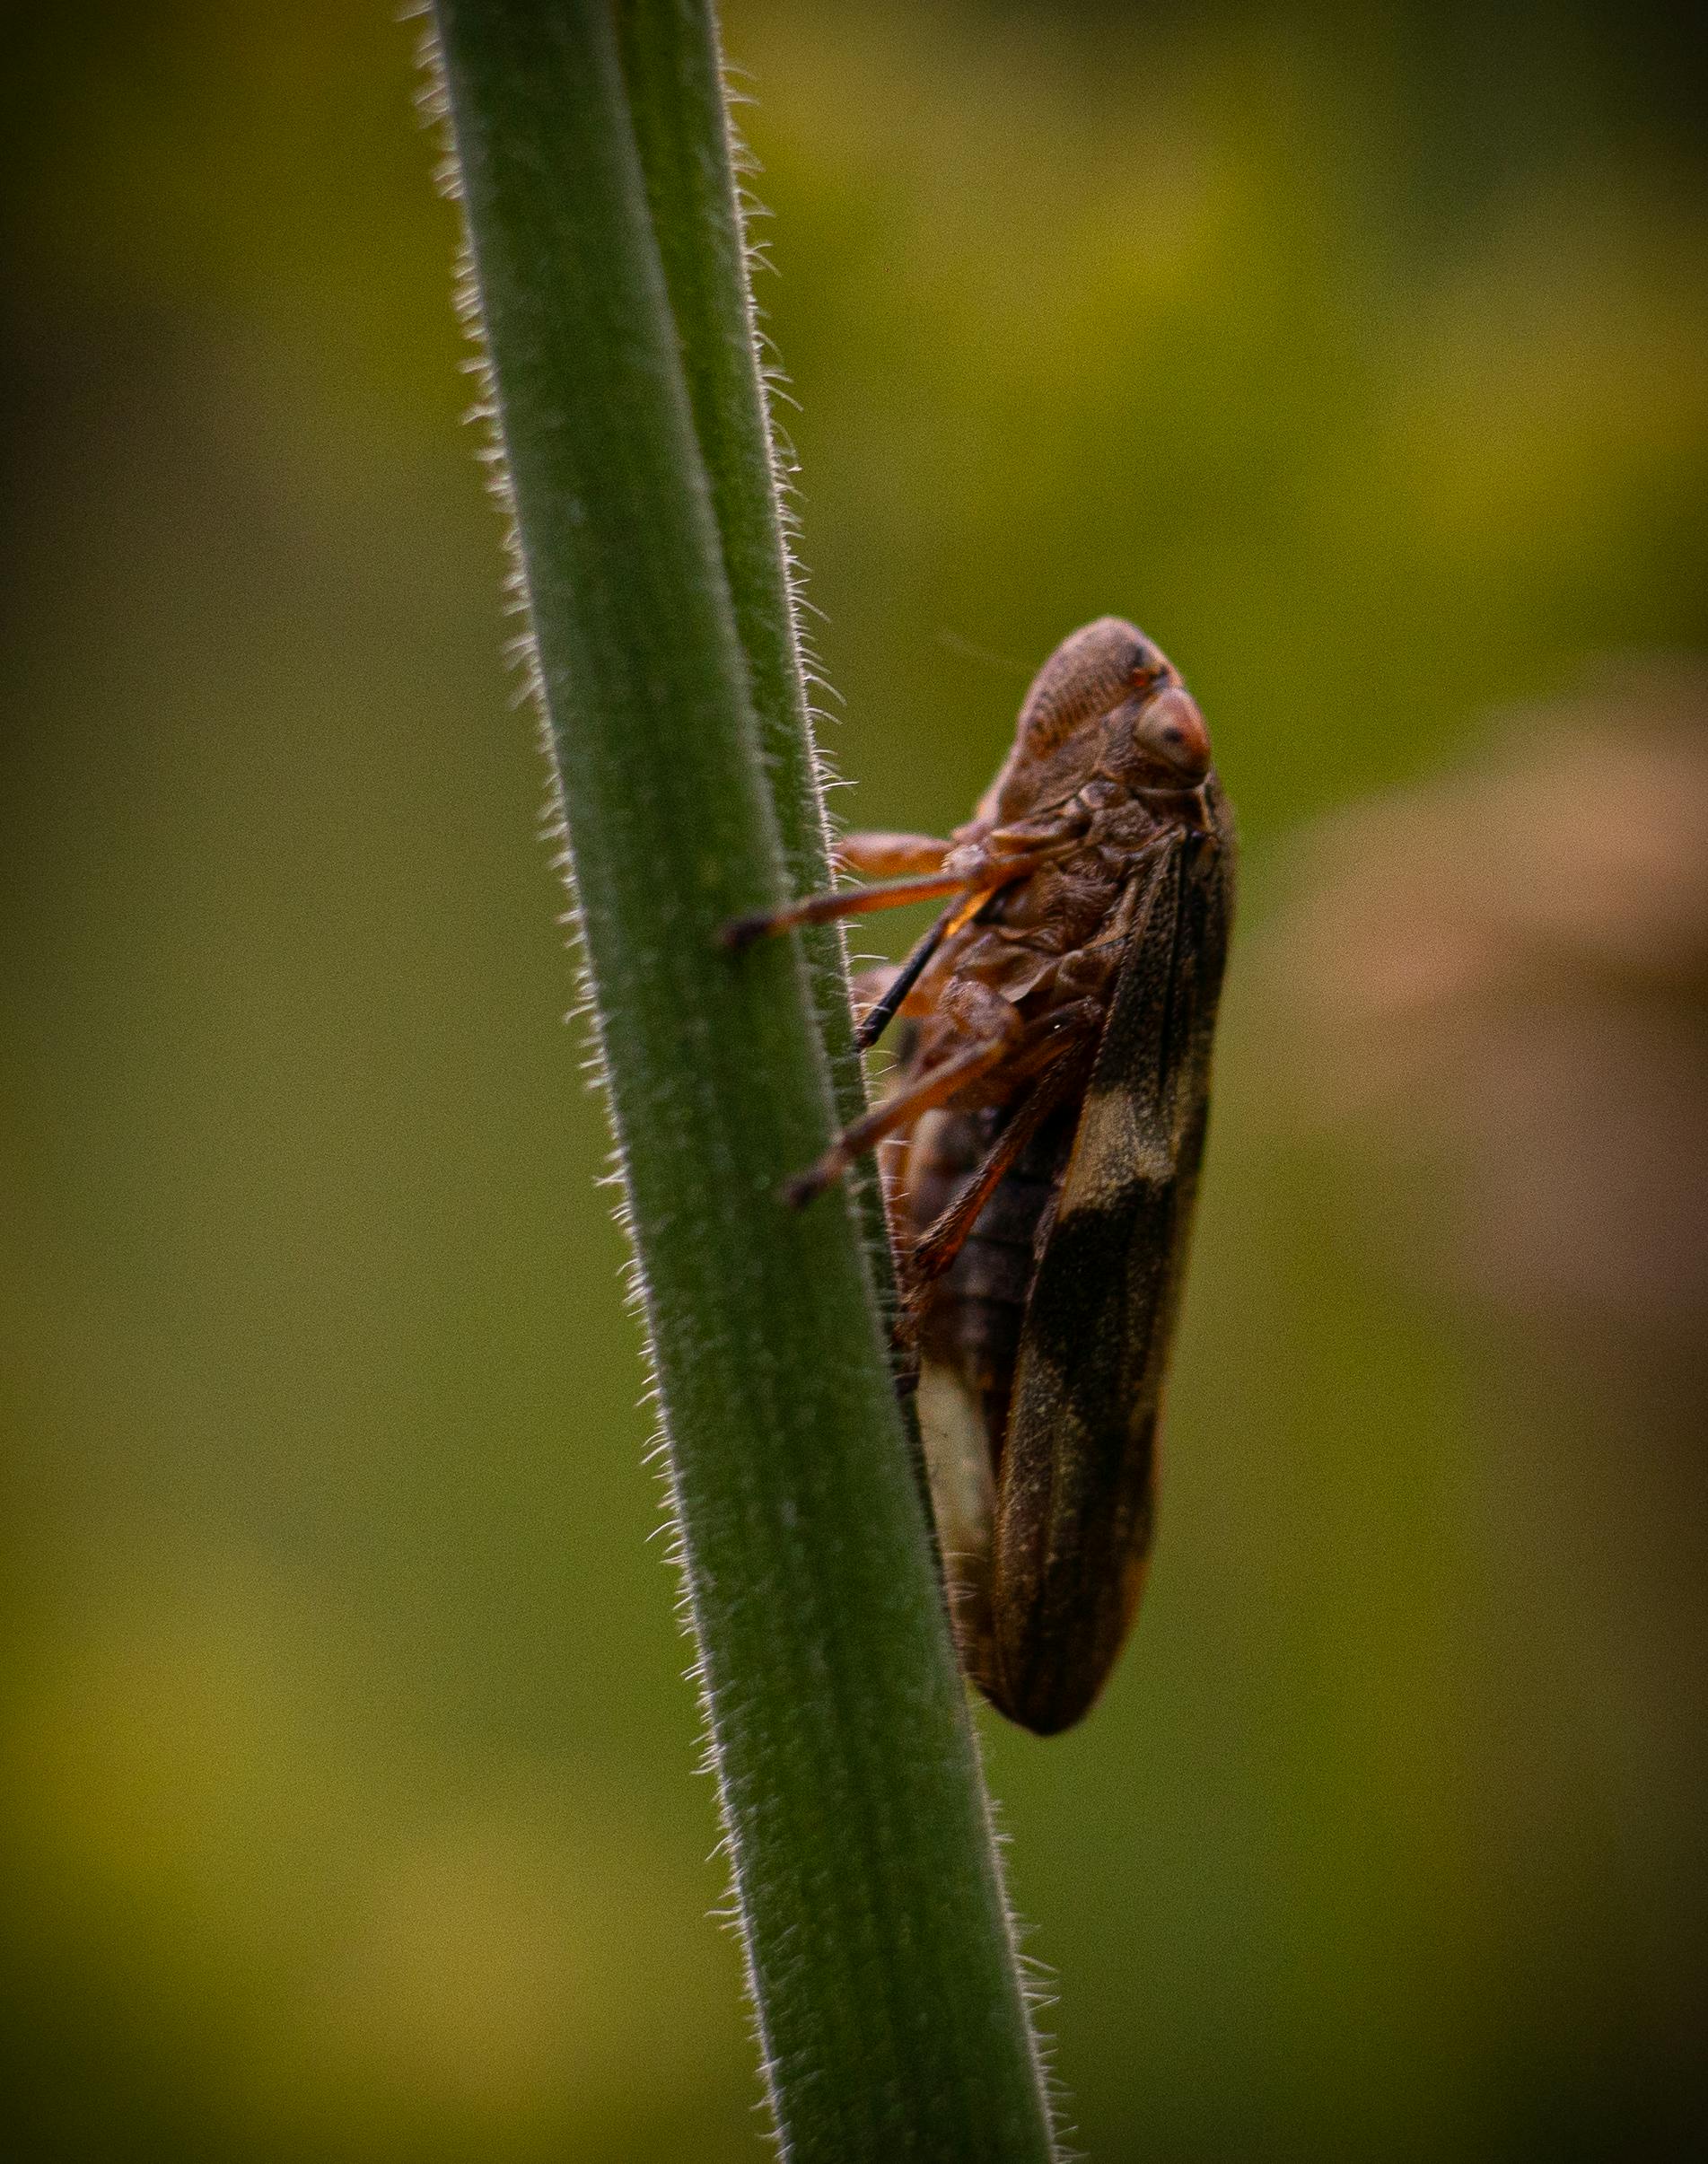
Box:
[726,618,1234,1733]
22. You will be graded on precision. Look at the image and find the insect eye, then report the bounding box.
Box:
[1133,686,1212,780]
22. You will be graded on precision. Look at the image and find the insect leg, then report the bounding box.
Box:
[834,831,952,877]
[721,868,971,951]
[721,852,1044,952]
[854,898,962,1052]
[905,1049,1086,1294]
[789,982,1099,1212]
[784,1017,1024,1210]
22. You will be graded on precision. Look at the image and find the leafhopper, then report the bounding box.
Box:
[728,618,1235,1733]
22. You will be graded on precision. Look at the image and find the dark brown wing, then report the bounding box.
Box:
[983,788,1235,1733]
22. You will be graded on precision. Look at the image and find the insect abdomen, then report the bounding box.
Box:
[911,1105,1082,1715]
[912,1107,1076,1445]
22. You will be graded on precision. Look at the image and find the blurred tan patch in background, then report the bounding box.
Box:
[1265,667,1708,1398]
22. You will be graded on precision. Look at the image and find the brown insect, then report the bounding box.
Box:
[727,618,1235,1733]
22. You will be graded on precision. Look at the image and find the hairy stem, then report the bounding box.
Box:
[428,3,1054,2159]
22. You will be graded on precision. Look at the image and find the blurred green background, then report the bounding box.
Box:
[4,3,1705,2159]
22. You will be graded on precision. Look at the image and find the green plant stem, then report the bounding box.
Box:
[429,4,1054,2159]
[613,0,919,1428]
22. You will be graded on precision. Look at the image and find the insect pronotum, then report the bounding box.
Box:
[726,618,1235,1734]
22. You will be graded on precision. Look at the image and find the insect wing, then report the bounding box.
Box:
[987,797,1234,1733]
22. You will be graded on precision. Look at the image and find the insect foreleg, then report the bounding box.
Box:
[721,850,1049,954]
[834,830,952,877]
[722,868,972,951]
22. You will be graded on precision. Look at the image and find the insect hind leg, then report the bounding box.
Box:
[786,986,1102,1213]
[784,980,1029,1209]
[904,1050,1085,1301]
